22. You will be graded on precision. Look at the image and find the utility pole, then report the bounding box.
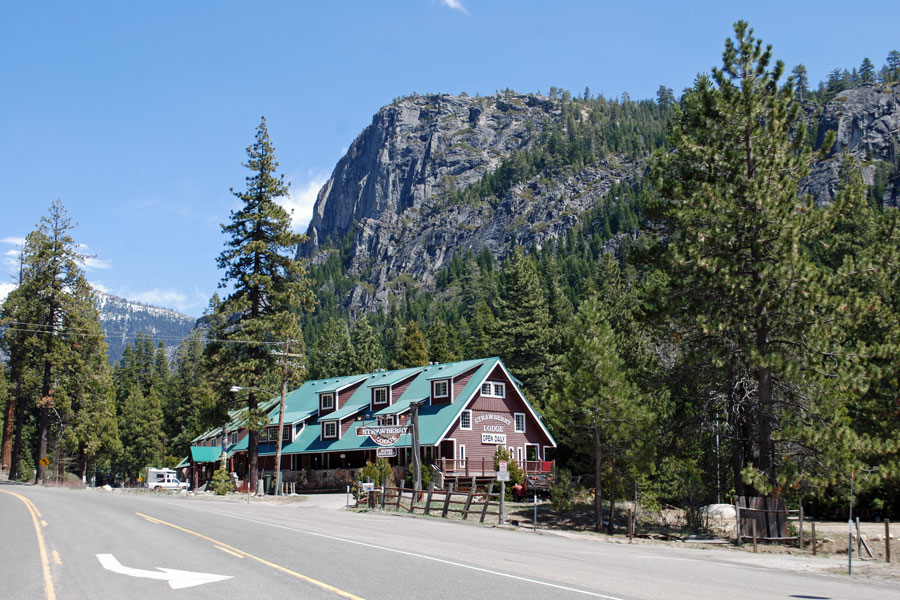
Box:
[272,341,302,496]
[410,400,423,491]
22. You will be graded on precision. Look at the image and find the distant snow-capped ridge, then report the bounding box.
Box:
[94,290,196,323]
[93,290,197,364]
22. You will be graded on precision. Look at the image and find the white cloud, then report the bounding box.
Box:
[281,173,328,233]
[81,256,113,271]
[0,282,15,304]
[1,237,25,246]
[439,0,469,14]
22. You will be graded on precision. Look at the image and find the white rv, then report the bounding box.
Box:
[146,468,188,490]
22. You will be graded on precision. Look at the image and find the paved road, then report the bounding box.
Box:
[1,482,896,600]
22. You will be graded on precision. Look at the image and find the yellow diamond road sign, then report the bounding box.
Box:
[40,456,50,467]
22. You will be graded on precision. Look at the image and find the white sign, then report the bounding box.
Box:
[482,433,507,445]
[497,471,510,482]
[376,447,397,458]
[357,425,409,446]
[96,554,232,590]
[498,460,507,472]
[474,414,512,426]
[360,482,375,492]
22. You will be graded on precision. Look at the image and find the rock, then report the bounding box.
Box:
[703,504,736,519]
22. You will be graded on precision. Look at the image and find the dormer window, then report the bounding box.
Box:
[481,382,505,397]
[433,380,449,398]
[323,421,337,439]
[320,393,334,411]
[373,387,388,406]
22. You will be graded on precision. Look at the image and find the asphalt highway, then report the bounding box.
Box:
[1,482,896,599]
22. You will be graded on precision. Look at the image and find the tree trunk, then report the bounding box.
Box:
[594,425,603,532]
[9,389,27,480]
[607,444,617,535]
[35,360,52,485]
[1,391,16,472]
[248,392,258,494]
[757,365,775,491]
[728,403,746,498]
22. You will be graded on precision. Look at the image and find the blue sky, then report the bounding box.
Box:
[2,1,898,317]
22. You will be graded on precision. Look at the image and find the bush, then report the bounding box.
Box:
[210,468,235,495]
[550,469,575,514]
[359,458,394,488]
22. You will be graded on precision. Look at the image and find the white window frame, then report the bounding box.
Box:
[320,393,334,411]
[481,381,506,397]
[514,412,526,433]
[323,421,337,439]
[377,415,395,426]
[516,446,524,463]
[460,409,472,430]
[373,387,388,406]
[433,380,449,398]
[458,444,466,467]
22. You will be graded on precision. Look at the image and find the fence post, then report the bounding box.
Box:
[811,521,817,555]
[424,480,435,516]
[396,480,404,510]
[885,519,890,563]
[752,520,758,553]
[381,485,386,510]
[628,508,633,542]
[480,480,494,523]
[735,502,742,547]
[442,488,452,519]
[856,516,862,557]
[461,477,476,520]
[798,504,804,550]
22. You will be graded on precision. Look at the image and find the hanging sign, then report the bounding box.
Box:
[357,425,409,446]
[376,447,397,458]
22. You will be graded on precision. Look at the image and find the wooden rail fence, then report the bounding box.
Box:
[357,477,503,524]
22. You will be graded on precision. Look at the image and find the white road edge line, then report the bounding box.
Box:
[183,506,624,600]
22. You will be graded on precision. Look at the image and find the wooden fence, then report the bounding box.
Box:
[358,478,503,525]
[735,496,790,542]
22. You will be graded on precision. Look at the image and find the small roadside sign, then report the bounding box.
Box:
[40,456,50,467]
[498,460,507,472]
[497,471,510,482]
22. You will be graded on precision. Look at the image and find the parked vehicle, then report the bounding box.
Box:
[146,468,188,490]
[512,471,554,500]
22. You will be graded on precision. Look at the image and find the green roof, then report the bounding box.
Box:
[175,456,190,469]
[197,356,556,456]
[190,446,224,463]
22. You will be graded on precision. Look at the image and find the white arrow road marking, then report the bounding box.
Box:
[96,554,232,589]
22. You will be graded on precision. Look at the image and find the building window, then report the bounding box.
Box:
[321,393,334,410]
[282,425,292,443]
[230,432,238,445]
[516,447,524,463]
[323,421,337,439]
[481,382,506,397]
[373,387,388,405]
[460,410,471,430]
[433,380,449,398]
[377,415,395,426]
[514,413,526,433]
[459,444,466,466]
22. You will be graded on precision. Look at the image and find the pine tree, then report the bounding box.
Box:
[494,246,555,406]
[0,200,116,484]
[116,385,164,480]
[393,321,429,369]
[0,365,10,473]
[859,57,876,84]
[886,50,900,82]
[167,330,216,457]
[350,316,381,374]
[427,317,456,364]
[549,294,653,532]
[791,64,809,101]
[206,117,315,493]
[648,21,840,494]
[309,317,353,378]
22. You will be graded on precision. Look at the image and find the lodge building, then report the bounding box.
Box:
[181,357,556,490]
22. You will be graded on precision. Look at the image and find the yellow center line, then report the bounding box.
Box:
[215,545,245,559]
[134,512,363,600]
[0,490,56,600]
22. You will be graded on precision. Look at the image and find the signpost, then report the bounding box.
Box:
[498,460,508,525]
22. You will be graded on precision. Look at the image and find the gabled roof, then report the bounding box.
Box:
[197,356,556,456]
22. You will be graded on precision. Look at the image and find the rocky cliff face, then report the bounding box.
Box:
[300,86,900,313]
[298,93,637,311]
[804,83,900,205]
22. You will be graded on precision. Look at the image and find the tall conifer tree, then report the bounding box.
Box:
[207,117,315,493]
